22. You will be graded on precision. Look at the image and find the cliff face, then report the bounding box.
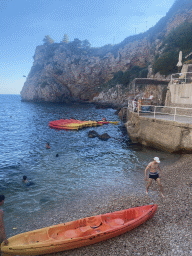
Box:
[21,0,192,104]
[21,39,150,103]
[165,0,192,35]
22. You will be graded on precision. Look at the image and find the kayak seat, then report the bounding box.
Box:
[51,229,82,240]
[63,229,81,238]
[87,216,102,227]
[26,231,50,244]
[48,226,82,240]
[79,222,112,236]
[79,226,97,237]
[105,218,124,228]
[49,226,97,240]
[92,222,111,233]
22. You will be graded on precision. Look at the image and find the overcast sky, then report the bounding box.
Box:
[0,0,175,94]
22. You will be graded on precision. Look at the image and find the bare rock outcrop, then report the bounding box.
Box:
[20,39,150,103]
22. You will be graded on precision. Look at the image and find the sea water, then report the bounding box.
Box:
[0,94,179,237]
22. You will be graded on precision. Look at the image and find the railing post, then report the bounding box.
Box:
[154,106,156,119]
[138,102,139,116]
[185,73,186,84]
[174,108,176,121]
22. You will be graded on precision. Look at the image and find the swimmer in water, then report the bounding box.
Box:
[22,176,34,186]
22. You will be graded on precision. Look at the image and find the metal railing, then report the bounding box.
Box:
[135,104,192,122]
[171,72,192,84]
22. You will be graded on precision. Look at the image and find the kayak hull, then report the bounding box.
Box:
[49,119,119,130]
[1,204,157,255]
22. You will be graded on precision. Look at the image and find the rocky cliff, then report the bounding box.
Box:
[21,0,192,105]
[20,38,150,104]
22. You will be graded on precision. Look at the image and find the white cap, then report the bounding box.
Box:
[154,157,160,163]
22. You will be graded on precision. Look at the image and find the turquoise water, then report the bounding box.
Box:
[0,94,179,237]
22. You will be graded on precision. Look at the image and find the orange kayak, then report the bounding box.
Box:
[49,119,119,130]
[97,121,119,125]
[49,119,100,130]
[1,204,157,255]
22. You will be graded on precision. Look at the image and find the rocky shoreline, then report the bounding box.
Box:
[13,154,191,256]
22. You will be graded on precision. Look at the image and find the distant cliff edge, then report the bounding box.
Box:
[21,0,192,106]
[20,38,150,105]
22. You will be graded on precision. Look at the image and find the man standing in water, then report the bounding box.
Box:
[0,195,8,249]
[145,157,164,197]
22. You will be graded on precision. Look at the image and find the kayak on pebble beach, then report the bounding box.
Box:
[1,204,157,255]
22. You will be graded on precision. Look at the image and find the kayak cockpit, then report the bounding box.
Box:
[48,215,126,241]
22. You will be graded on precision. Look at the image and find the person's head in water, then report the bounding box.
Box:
[23,176,30,184]
[22,176,33,186]
[46,143,50,149]
[56,154,59,157]
[23,176,27,181]
[0,195,5,204]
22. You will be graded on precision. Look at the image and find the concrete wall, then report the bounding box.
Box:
[169,83,192,105]
[166,64,192,106]
[123,110,192,153]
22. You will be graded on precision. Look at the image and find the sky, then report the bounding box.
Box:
[0,0,175,94]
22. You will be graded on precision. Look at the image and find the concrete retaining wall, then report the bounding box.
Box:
[169,83,192,105]
[123,110,192,153]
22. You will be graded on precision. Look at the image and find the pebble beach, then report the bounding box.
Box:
[18,154,191,256]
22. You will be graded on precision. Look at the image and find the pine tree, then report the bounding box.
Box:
[62,34,69,44]
[43,35,54,45]
[82,39,91,49]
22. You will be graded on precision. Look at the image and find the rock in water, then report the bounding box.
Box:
[99,133,111,141]
[88,130,99,138]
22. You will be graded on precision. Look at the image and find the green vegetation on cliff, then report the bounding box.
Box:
[163,22,192,52]
[153,22,192,76]
[62,34,69,44]
[153,52,178,76]
[102,66,148,90]
[43,35,55,45]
